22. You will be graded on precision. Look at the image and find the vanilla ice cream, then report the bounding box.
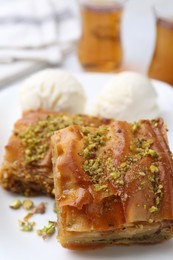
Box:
[20,69,86,113]
[92,72,159,121]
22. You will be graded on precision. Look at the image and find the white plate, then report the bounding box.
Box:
[0,73,173,260]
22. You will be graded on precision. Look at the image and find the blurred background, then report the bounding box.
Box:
[0,0,172,87]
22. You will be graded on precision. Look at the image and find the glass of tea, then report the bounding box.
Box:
[77,0,126,72]
[148,0,173,86]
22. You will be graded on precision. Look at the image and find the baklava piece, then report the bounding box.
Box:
[0,109,110,196]
[51,119,173,249]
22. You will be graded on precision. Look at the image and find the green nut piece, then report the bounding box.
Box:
[53,203,57,213]
[37,221,56,239]
[148,149,158,158]
[150,165,159,173]
[149,206,158,213]
[18,220,35,232]
[9,199,22,209]
[132,122,140,133]
[22,200,34,210]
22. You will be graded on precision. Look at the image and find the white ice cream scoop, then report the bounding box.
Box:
[92,71,159,121]
[20,69,86,114]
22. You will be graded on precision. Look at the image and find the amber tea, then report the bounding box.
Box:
[148,18,173,85]
[77,3,123,72]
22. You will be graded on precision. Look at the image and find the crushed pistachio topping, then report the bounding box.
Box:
[149,164,163,214]
[148,149,158,158]
[82,126,108,189]
[132,122,140,133]
[106,157,127,186]
[18,114,83,164]
[119,162,127,169]
[53,203,57,213]
[106,158,118,177]
[155,184,163,205]
[9,199,22,209]
[156,184,163,194]
[124,193,128,199]
[22,200,34,210]
[149,206,158,213]
[152,118,160,128]
[136,224,144,229]
[150,165,159,173]
[142,139,153,149]
[9,198,52,238]
[83,159,103,181]
[130,138,158,159]
[139,171,146,176]
[82,126,107,159]
[130,124,163,214]
[17,202,47,233]
[110,171,121,179]
[37,221,56,240]
[18,219,35,232]
[94,184,108,192]
[156,196,160,206]
[116,179,124,185]
[82,126,130,190]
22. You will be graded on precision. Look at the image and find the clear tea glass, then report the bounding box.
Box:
[77,0,125,72]
[148,0,173,86]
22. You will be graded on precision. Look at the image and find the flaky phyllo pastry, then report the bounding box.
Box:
[51,119,173,249]
[0,110,111,196]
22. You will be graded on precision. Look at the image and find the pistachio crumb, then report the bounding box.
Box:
[148,149,158,158]
[138,224,144,229]
[119,162,127,169]
[124,193,128,199]
[19,114,84,164]
[22,200,34,210]
[150,165,159,173]
[156,196,160,205]
[18,219,35,232]
[116,179,124,185]
[132,122,140,133]
[9,199,22,209]
[37,221,56,240]
[139,171,146,176]
[143,139,153,148]
[141,181,146,186]
[149,206,158,213]
[110,171,120,179]
[53,203,57,213]
[156,184,163,194]
[82,126,108,186]
[148,219,154,224]
[94,184,108,192]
